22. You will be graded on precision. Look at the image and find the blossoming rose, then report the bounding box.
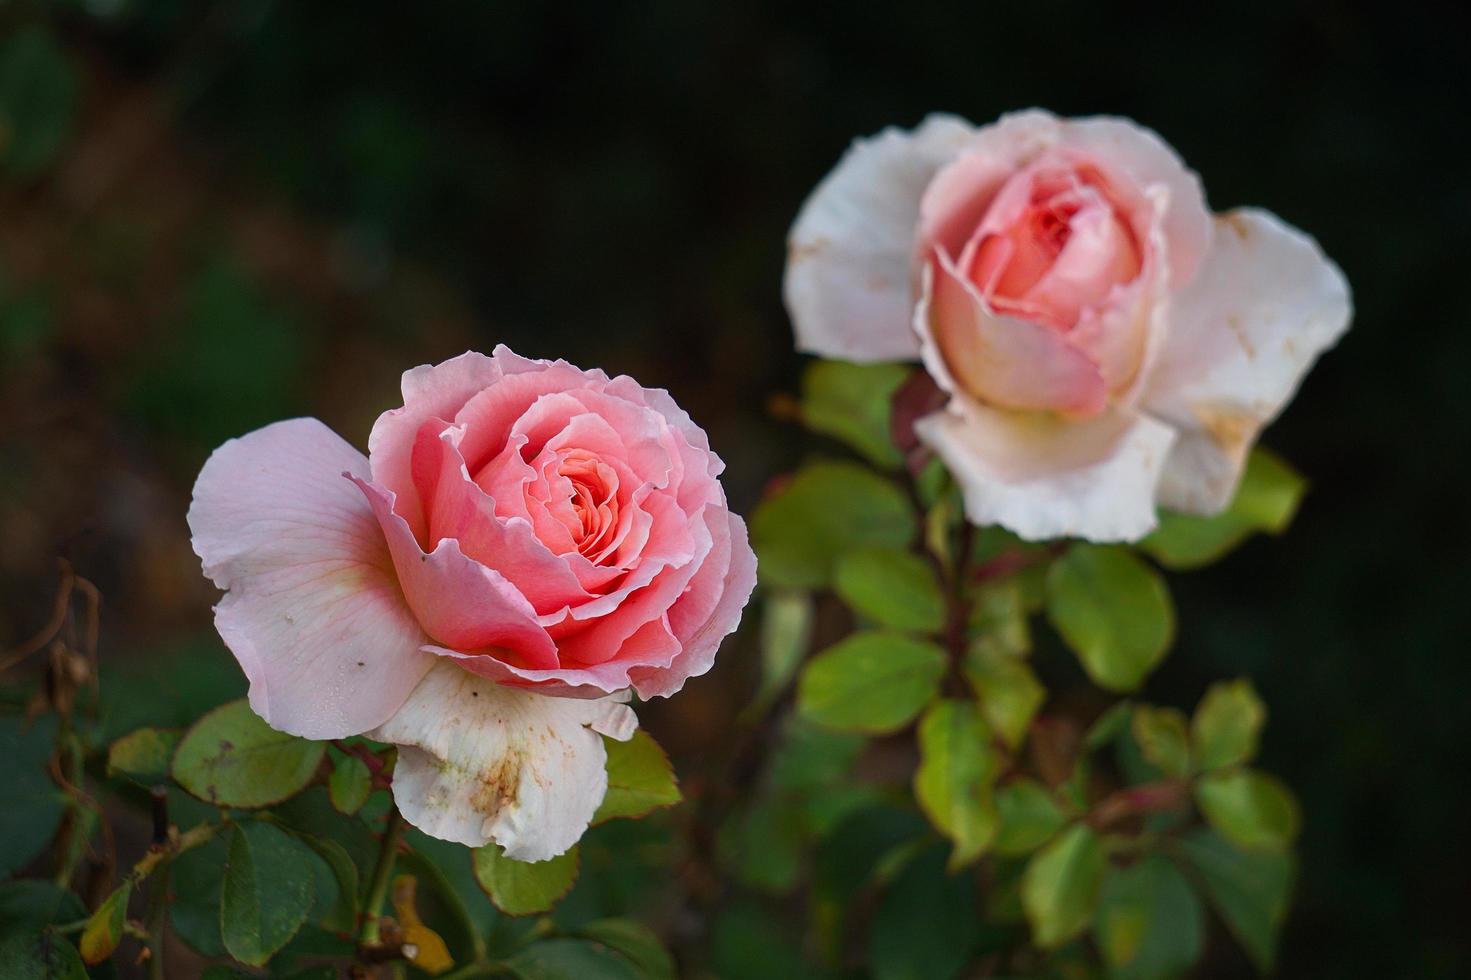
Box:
[188,346,756,860]
[785,108,1351,541]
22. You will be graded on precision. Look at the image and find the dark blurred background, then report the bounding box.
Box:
[2,2,1467,976]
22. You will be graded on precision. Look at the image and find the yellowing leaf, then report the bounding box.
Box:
[391,874,453,975]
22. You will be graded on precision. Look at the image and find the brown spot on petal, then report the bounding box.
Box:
[1193,403,1259,455]
[788,237,829,264]
[470,751,522,818]
[1221,212,1253,241]
[1225,314,1256,361]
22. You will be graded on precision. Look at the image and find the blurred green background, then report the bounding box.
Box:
[1,2,1467,977]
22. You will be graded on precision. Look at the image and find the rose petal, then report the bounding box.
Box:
[915,404,1177,542]
[785,113,977,360]
[372,660,636,861]
[1145,209,1351,513]
[631,510,757,699]
[919,256,1108,417]
[188,419,433,739]
[352,476,559,666]
[370,351,505,541]
[1059,114,1211,288]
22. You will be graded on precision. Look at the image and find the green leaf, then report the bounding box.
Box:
[1021,823,1106,948]
[106,727,182,784]
[0,27,79,178]
[0,932,86,980]
[751,461,915,589]
[1084,701,1135,751]
[1096,856,1203,980]
[968,579,1031,656]
[327,753,372,815]
[1045,545,1175,692]
[1130,706,1192,778]
[504,937,643,980]
[472,845,580,916]
[993,778,1066,856]
[868,846,977,980]
[289,832,360,933]
[768,719,866,791]
[219,821,315,966]
[748,591,814,715]
[721,799,804,893]
[833,547,945,633]
[1178,829,1295,972]
[914,700,1000,868]
[172,699,326,808]
[593,730,680,824]
[963,643,1044,749]
[575,919,675,980]
[710,902,812,980]
[1141,449,1306,570]
[170,833,228,956]
[1194,769,1301,850]
[0,880,87,980]
[800,360,909,468]
[79,882,130,965]
[1192,679,1266,772]
[0,714,64,876]
[797,631,946,734]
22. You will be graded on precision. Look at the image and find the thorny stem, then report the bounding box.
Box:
[360,801,408,951]
[143,860,171,980]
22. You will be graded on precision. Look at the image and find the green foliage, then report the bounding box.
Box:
[504,936,645,979]
[0,880,87,980]
[79,882,130,965]
[869,846,978,980]
[751,461,915,588]
[1046,545,1175,692]
[993,779,1067,857]
[799,360,910,468]
[594,730,681,823]
[797,631,946,733]
[0,714,64,877]
[106,727,182,784]
[1179,829,1295,971]
[1141,449,1306,570]
[834,546,946,633]
[0,27,78,179]
[1194,769,1301,851]
[1191,679,1266,771]
[326,752,372,815]
[1130,706,1192,778]
[1022,823,1106,948]
[473,845,581,916]
[913,700,1000,868]
[1095,856,1203,980]
[574,919,675,980]
[749,590,814,715]
[220,821,316,966]
[963,642,1045,749]
[172,699,325,808]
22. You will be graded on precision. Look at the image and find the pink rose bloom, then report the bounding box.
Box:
[188,347,756,859]
[785,109,1351,541]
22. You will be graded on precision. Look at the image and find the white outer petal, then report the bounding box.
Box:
[1145,208,1351,513]
[188,418,433,740]
[784,113,976,361]
[372,661,637,862]
[915,405,1177,543]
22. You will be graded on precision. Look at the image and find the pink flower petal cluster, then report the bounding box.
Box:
[189,346,755,859]
[786,109,1351,541]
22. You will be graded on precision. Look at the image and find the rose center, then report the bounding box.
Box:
[555,449,620,559]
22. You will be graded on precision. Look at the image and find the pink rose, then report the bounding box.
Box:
[188,347,756,859]
[785,109,1351,541]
